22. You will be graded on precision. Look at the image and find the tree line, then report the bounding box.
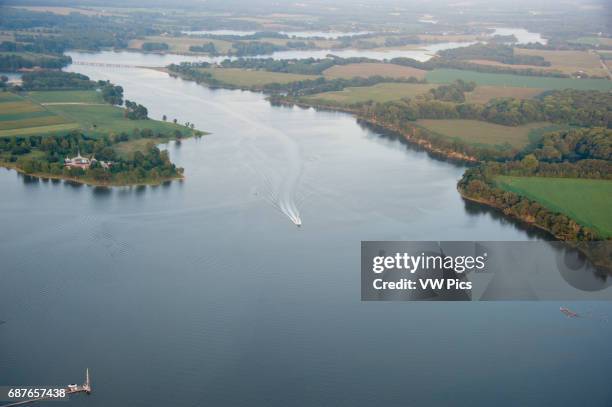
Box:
[167,61,424,93]
[18,71,124,105]
[457,127,612,241]
[429,79,476,102]
[390,57,571,78]
[0,130,183,184]
[0,53,71,71]
[141,42,169,52]
[438,43,551,66]
[218,56,377,75]
[358,89,610,129]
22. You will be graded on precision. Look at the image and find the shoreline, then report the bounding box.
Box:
[458,187,561,238]
[0,160,184,187]
[272,97,479,163]
[458,187,612,273]
[155,69,606,254]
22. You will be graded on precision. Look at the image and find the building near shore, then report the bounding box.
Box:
[64,151,112,170]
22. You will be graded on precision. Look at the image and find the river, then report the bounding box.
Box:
[183,30,373,39]
[0,52,611,406]
[490,27,547,45]
[65,40,475,67]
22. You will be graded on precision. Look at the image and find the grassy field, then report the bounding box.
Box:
[495,176,612,237]
[0,91,191,141]
[0,93,75,136]
[426,69,612,90]
[198,67,316,87]
[42,103,189,137]
[573,37,612,47]
[599,51,612,60]
[323,63,427,79]
[465,85,544,104]
[114,138,160,159]
[27,90,104,104]
[416,120,558,148]
[305,83,434,104]
[514,49,606,77]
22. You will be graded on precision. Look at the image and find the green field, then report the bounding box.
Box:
[198,68,316,87]
[114,138,160,159]
[0,123,82,137]
[573,37,612,47]
[416,120,559,148]
[27,90,105,104]
[41,103,186,137]
[426,69,612,91]
[0,93,23,102]
[0,93,75,136]
[0,91,192,141]
[495,176,612,237]
[304,83,435,104]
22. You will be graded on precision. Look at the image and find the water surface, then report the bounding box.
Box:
[67,40,474,67]
[0,53,610,407]
[490,27,547,44]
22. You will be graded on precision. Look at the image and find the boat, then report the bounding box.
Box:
[560,307,579,318]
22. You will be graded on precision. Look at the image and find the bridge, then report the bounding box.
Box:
[72,60,145,69]
[0,369,91,407]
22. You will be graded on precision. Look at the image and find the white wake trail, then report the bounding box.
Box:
[121,75,303,226]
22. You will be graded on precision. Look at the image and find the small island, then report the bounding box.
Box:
[0,71,206,186]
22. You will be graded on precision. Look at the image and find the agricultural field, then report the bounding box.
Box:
[42,103,188,137]
[128,35,234,54]
[416,119,559,148]
[27,90,104,104]
[495,176,612,237]
[0,92,78,137]
[426,69,612,90]
[0,91,190,139]
[514,48,607,77]
[197,67,316,87]
[572,37,612,47]
[322,63,427,79]
[304,83,434,104]
[465,85,544,104]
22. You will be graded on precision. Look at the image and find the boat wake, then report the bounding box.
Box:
[174,94,303,227]
[76,68,304,226]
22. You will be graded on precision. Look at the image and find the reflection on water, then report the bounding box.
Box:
[462,198,553,241]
